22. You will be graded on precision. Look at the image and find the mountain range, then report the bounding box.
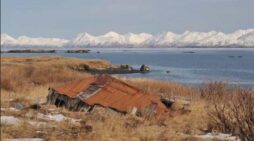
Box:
[1,29,254,48]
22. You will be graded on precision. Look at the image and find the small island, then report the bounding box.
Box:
[65,49,90,53]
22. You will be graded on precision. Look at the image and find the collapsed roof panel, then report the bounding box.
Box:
[55,77,96,97]
[52,75,168,116]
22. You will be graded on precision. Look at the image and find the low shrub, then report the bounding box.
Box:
[201,82,254,141]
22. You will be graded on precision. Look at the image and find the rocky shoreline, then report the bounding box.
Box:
[65,49,90,53]
[72,64,150,74]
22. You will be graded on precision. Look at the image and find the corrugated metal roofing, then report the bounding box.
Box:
[55,77,96,97]
[53,75,168,115]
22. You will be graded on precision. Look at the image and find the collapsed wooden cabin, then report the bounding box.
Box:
[47,75,169,116]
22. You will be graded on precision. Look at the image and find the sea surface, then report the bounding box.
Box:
[2,48,254,87]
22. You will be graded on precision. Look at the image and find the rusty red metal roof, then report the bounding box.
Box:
[54,75,168,115]
[55,76,97,97]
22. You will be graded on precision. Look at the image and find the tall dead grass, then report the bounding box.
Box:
[200,82,254,141]
[123,77,194,98]
[1,56,112,91]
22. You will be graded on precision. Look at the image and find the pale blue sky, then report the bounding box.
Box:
[1,0,254,38]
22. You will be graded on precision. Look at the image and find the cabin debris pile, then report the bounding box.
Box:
[47,75,170,116]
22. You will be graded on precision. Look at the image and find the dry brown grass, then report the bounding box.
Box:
[1,56,112,91]
[200,82,254,141]
[1,104,208,141]
[1,56,252,141]
[123,77,195,98]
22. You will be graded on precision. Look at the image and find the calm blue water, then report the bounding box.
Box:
[2,48,254,87]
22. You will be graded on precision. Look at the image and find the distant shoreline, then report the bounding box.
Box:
[0,49,91,53]
[1,46,254,49]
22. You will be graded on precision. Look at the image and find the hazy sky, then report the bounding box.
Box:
[1,0,254,38]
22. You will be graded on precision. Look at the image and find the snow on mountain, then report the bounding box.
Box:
[152,29,254,47]
[1,34,69,47]
[237,30,254,46]
[1,34,18,45]
[1,29,254,48]
[71,32,153,47]
[71,29,254,47]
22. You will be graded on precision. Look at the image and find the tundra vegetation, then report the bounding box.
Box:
[1,56,253,141]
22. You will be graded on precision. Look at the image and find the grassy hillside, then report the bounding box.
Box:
[1,56,253,141]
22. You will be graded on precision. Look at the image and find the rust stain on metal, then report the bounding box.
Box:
[55,77,97,97]
[53,75,168,115]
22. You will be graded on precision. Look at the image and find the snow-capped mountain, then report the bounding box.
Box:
[151,29,254,47]
[1,34,18,45]
[1,34,69,47]
[71,32,153,47]
[1,29,254,48]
